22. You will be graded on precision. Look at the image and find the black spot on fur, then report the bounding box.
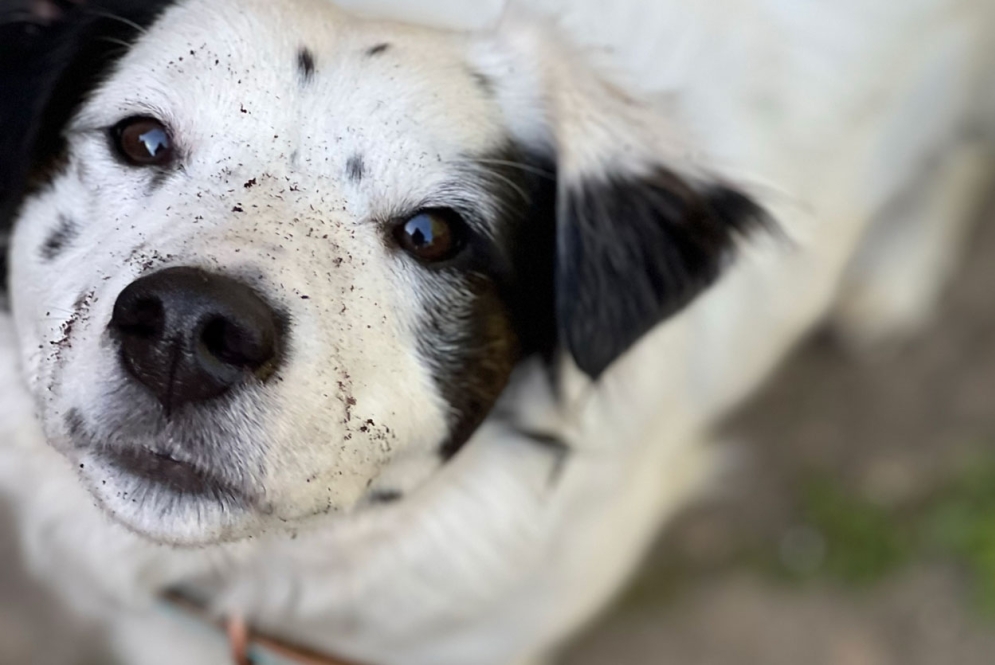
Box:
[40,213,78,260]
[148,168,171,193]
[365,43,390,57]
[65,408,86,439]
[297,47,315,82]
[470,70,495,96]
[346,154,365,183]
[558,168,768,378]
[368,490,402,504]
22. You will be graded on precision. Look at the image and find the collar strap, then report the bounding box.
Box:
[161,589,366,665]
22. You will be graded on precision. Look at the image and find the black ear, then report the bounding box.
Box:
[556,168,767,378]
[0,1,174,296]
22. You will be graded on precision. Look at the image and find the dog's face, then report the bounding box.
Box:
[0,0,764,546]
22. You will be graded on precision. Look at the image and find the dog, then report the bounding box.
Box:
[1,0,992,663]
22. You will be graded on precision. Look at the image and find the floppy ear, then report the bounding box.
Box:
[0,1,174,296]
[558,169,766,378]
[481,16,769,378]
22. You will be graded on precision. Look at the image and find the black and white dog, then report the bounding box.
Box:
[1,1,992,663]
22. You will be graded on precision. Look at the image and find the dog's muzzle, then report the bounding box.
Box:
[81,266,283,501]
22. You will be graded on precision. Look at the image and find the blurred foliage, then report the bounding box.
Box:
[622,448,995,615]
[794,476,913,585]
[921,454,995,614]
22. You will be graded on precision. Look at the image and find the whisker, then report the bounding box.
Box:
[97,36,135,50]
[87,9,149,36]
[474,158,556,180]
[42,306,78,316]
[478,168,533,207]
[455,157,556,181]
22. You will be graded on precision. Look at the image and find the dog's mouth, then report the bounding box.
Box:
[96,445,248,504]
[61,408,267,543]
[65,406,256,509]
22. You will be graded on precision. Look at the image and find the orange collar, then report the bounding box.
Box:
[161,589,367,665]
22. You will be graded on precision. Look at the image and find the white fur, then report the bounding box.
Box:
[2,0,993,663]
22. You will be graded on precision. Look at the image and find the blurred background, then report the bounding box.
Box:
[559,191,995,665]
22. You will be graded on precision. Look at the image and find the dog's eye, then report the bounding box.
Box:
[112,117,174,166]
[394,210,465,263]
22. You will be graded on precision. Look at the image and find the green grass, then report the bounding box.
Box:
[622,447,995,615]
[793,475,913,585]
[921,454,995,613]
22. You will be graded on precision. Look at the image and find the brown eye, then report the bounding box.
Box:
[112,117,174,166]
[394,210,464,263]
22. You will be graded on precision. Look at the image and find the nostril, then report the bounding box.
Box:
[115,297,165,339]
[199,315,276,371]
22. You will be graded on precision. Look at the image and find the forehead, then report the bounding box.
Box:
[76,0,506,170]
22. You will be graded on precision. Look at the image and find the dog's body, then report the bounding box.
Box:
[0,1,992,664]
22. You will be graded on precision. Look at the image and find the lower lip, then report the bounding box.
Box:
[97,446,245,503]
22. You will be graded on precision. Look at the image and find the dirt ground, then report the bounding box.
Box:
[0,201,991,663]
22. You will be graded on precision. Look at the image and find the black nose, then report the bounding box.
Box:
[110,267,282,411]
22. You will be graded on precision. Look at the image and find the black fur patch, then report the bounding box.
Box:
[0,0,177,296]
[0,230,9,307]
[297,47,315,82]
[431,277,519,460]
[365,43,390,57]
[558,168,767,378]
[346,154,365,183]
[40,213,78,260]
[429,146,558,459]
